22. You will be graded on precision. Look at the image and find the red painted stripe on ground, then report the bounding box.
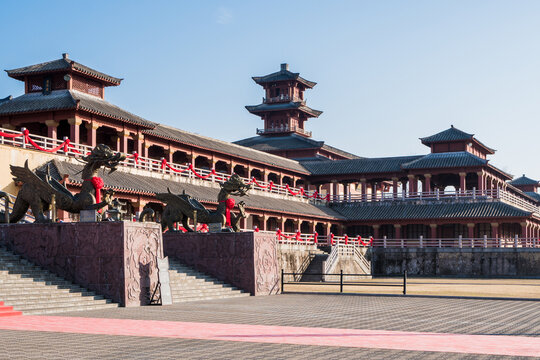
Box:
[0,316,538,357]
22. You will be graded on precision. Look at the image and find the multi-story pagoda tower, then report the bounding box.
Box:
[245,63,322,138]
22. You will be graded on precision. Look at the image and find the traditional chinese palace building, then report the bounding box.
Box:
[1,55,539,240]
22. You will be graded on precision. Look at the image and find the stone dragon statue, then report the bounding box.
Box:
[0,144,125,223]
[152,173,251,232]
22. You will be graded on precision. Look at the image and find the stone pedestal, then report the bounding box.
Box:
[163,232,280,295]
[0,222,163,307]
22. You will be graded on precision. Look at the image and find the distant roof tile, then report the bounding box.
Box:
[245,102,323,117]
[420,126,474,144]
[331,201,530,221]
[234,134,360,159]
[252,66,316,88]
[302,155,423,176]
[401,152,487,169]
[50,160,341,219]
[143,125,309,173]
[0,90,154,128]
[509,175,539,186]
[6,57,122,85]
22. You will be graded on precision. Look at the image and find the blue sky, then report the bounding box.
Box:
[1,1,540,179]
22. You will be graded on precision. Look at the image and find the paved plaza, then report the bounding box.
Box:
[0,294,539,359]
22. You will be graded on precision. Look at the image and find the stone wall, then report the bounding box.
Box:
[372,248,540,277]
[277,243,317,273]
[0,222,163,306]
[163,232,280,295]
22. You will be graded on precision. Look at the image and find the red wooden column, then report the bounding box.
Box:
[68,117,82,143]
[424,174,432,194]
[143,143,149,158]
[491,222,499,243]
[261,215,268,231]
[477,171,485,193]
[372,225,380,239]
[360,178,367,201]
[394,224,402,239]
[459,172,467,193]
[119,130,129,153]
[407,175,417,195]
[430,224,437,239]
[135,133,144,156]
[86,123,98,147]
[467,223,475,239]
[45,120,58,139]
[392,177,399,199]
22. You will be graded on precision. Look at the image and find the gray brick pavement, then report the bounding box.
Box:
[0,294,538,359]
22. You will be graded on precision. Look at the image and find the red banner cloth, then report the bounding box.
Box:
[85,177,104,213]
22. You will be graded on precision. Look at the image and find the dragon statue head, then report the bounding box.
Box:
[82,144,126,174]
[220,173,251,196]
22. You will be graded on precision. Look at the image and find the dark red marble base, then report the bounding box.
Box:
[0,222,163,307]
[163,232,280,296]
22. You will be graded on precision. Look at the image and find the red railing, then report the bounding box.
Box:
[0,127,325,202]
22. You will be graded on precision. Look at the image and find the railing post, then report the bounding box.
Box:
[483,235,487,248]
[281,269,284,293]
[403,270,407,295]
[458,235,462,249]
[436,188,440,200]
[514,234,518,248]
[383,236,387,249]
[400,238,404,248]
[340,270,343,293]
[21,127,26,149]
[419,235,423,248]
[498,236,502,248]
[472,187,476,200]
[438,238,442,248]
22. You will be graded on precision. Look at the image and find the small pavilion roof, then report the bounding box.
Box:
[252,64,316,88]
[245,102,323,118]
[509,175,539,186]
[0,90,154,128]
[331,201,530,221]
[401,152,487,169]
[5,55,122,86]
[420,125,495,154]
[524,192,540,203]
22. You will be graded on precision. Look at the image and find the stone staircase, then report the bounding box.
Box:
[300,249,329,282]
[168,258,250,303]
[0,246,118,315]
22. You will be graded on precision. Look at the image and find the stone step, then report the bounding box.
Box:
[0,291,100,300]
[21,303,118,315]
[167,259,250,304]
[5,296,111,308]
[0,247,118,315]
[172,293,249,302]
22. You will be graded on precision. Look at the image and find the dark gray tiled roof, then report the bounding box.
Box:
[72,90,154,128]
[331,201,530,221]
[245,102,322,117]
[0,90,154,128]
[51,160,342,219]
[401,152,487,169]
[301,155,423,176]
[6,58,122,85]
[252,68,316,88]
[525,192,540,203]
[234,134,361,159]
[509,175,539,186]
[143,124,309,173]
[420,126,473,144]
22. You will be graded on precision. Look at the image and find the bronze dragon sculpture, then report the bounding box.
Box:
[154,173,251,232]
[0,144,125,223]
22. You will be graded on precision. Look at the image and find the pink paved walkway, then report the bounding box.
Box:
[0,316,538,357]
